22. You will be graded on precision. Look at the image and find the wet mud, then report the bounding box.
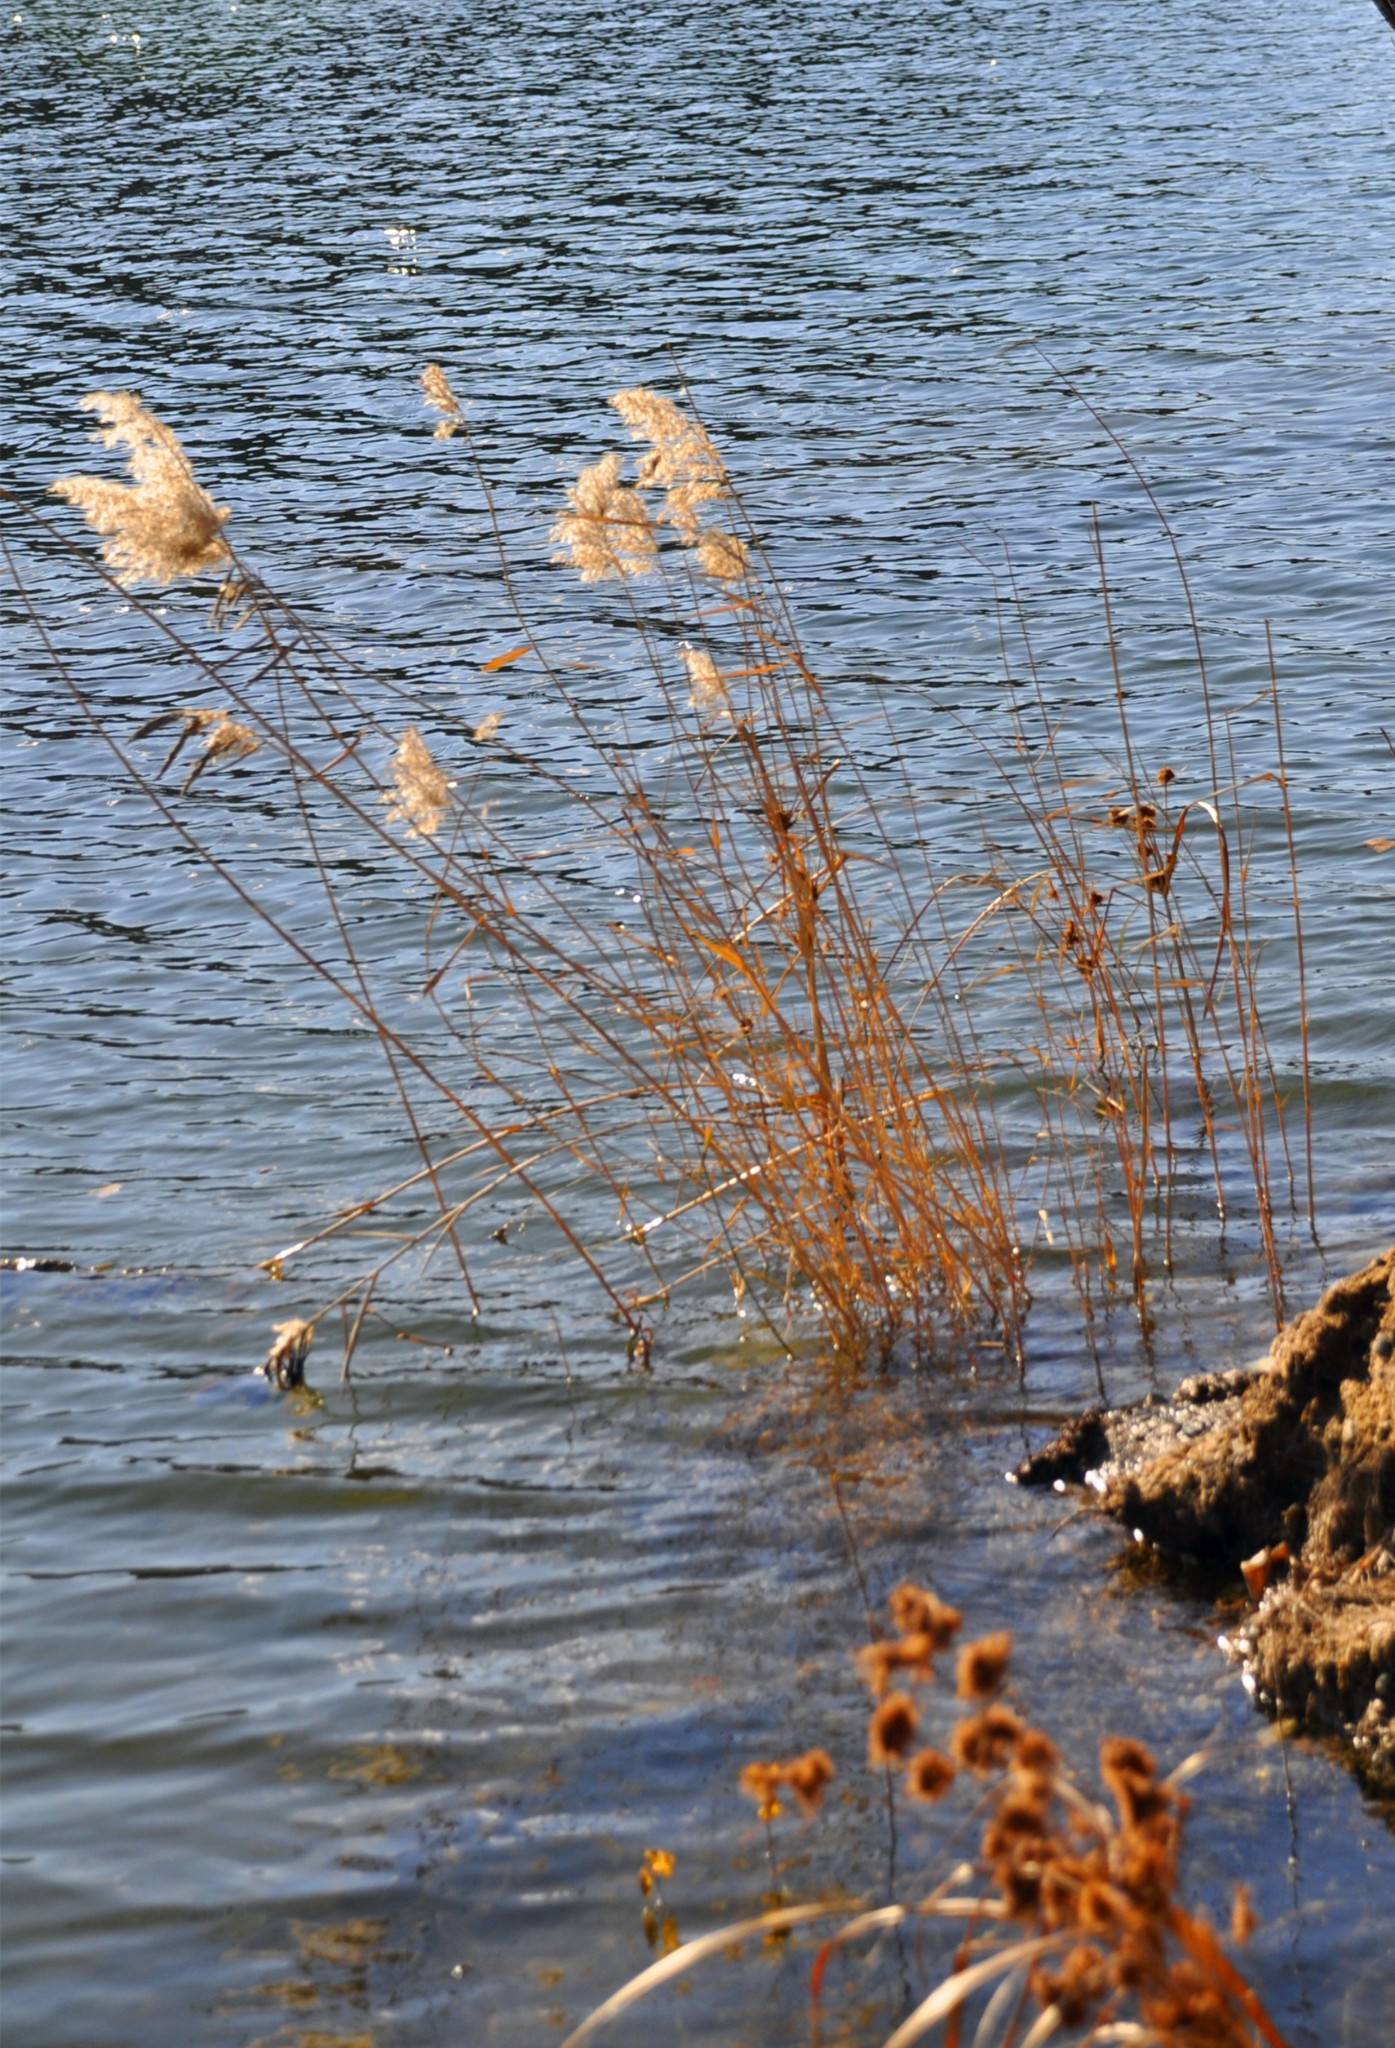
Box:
[1018,1248,1395,1792]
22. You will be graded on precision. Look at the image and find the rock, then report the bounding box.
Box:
[1019,1247,1395,1792]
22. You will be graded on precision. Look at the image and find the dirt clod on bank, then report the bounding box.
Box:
[1022,1248,1395,1790]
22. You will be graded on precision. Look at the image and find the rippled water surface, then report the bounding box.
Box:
[4,3,1394,2044]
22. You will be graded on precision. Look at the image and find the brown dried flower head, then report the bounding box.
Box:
[951,1703,1023,1776]
[738,1759,784,1820]
[552,451,657,583]
[781,1747,836,1817]
[853,1634,935,1697]
[867,1690,919,1768]
[52,391,230,587]
[1031,1942,1110,2029]
[889,1581,962,1651]
[1099,1736,1173,1831]
[956,1629,1012,1700]
[903,1746,956,1803]
[385,725,450,839]
[735,1750,833,1822]
[637,1846,675,1896]
[984,1784,1052,1852]
[1013,1727,1059,1777]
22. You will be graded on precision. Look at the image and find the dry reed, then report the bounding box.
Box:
[5,371,1312,1376]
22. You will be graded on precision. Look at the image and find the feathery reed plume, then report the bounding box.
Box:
[694,524,750,580]
[50,392,229,586]
[678,643,730,719]
[421,361,465,439]
[610,385,728,540]
[384,725,449,839]
[550,450,658,582]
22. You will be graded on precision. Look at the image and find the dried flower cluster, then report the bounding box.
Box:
[385,725,450,839]
[51,392,230,586]
[575,1592,1286,2045]
[737,1746,836,1821]
[834,1595,1286,2044]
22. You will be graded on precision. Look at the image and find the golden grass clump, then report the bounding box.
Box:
[738,1748,836,1821]
[26,373,1314,1384]
[50,392,229,586]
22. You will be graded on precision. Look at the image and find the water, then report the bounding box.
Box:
[3,2,1394,2042]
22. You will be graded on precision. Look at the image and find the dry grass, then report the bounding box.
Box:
[560,1595,1290,2048]
[5,373,1312,1374]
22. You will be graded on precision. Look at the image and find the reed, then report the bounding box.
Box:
[4,373,1312,1372]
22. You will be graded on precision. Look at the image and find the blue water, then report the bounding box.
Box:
[3,3,1394,2043]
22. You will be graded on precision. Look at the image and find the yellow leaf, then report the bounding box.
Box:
[481,643,530,672]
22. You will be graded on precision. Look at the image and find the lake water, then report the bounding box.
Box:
[3,2,1394,2043]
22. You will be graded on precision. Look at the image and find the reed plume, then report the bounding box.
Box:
[550,450,658,582]
[50,391,229,585]
[420,361,465,439]
[384,725,450,839]
[610,384,727,539]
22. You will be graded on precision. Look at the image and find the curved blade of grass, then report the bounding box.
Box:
[557,1900,858,2048]
[880,1934,1068,2048]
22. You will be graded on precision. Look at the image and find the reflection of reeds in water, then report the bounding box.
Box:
[562,1596,1291,2048]
[9,375,1312,1371]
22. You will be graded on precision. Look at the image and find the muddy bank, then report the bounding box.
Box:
[1018,1248,1395,1791]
